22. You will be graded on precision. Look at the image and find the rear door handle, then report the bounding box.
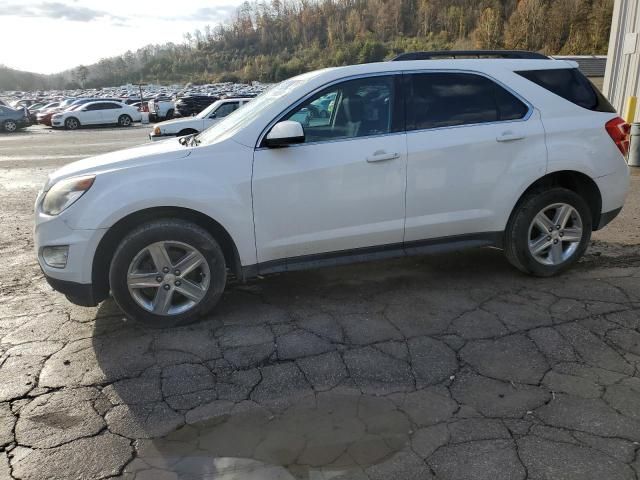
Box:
[497,132,525,142]
[366,152,400,163]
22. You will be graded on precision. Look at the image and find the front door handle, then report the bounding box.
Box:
[366,151,400,163]
[497,131,525,142]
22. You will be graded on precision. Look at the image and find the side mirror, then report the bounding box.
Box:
[265,121,305,148]
[209,112,217,119]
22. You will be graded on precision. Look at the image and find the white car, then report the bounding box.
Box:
[149,98,252,141]
[51,101,142,130]
[35,53,630,327]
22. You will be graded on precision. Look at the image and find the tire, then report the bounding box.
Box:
[118,115,132,127]
[65,117,80,130]
[504,187,592,277]
[3,120,17,132]
[109,219,227,327]
[165,109,174,120]
[177,129,197,137]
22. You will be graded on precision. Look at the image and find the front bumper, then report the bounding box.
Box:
[43,274,99,307]
[149,133,175,142]
[35,195,107,304]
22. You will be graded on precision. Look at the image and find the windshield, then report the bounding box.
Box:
[196,100,222,119]
[197,78,306,146]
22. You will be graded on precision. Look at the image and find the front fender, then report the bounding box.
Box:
[65,145,257,266]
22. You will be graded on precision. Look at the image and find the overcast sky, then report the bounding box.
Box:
[0,0,243,74]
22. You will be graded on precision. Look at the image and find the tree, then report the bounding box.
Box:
[73,65,89,87]
[473,7,503,49]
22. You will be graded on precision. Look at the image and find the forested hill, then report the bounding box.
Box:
[1,0,614,91]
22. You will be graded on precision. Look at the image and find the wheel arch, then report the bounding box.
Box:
[510,170,602,231]
[92,206,243,302]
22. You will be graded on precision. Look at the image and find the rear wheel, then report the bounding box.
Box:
[65,117,80,130]
[109,219,226,327]
[504,188,592,277]
[3,120,17,132]
[118,114,132,127]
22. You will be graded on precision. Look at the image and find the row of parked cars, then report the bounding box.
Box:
[0,82,270,133]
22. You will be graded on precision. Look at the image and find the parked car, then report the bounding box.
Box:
[174,95,218,117]
[0,106,30,132]
[149,98,251,140]
[35,54,630,326]
[51,101,142,129]
[148,98,175,121]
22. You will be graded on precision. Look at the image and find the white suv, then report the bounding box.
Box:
[34,54,630,326]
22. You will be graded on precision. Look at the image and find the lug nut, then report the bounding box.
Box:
[548,227,553,232]
[553,239,558,244]
[175,280,181,286]
[547,236,552,241]
[174,269,180,276]
[556,225,561,230]
[163,267,170,273]
[163,284,170,290]
[156,276,163,282]
[559,233,564,238]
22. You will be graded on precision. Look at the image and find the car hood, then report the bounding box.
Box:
[45,139,190,189]
[154,117,202,131]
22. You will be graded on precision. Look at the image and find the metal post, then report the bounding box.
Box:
[625,96,638,123]
[629,123,640,167]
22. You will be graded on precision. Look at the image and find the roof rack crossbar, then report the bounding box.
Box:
[391,50,550,61]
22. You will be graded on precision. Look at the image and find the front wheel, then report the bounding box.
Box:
[118,115,132,127]
[3,120,18,132]
[65,117,80,130]
[504,188,592,277]
[109,219,227,327]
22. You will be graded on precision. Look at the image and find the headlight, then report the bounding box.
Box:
[41,175,95,215]
[153,126,161,135]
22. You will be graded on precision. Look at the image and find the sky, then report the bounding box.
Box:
[0,0,244,74]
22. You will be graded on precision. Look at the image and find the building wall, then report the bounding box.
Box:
[604,0,640,119]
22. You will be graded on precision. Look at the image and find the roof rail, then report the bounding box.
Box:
[391,50,550,61]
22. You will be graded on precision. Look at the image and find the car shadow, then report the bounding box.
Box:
[89,245,638,477]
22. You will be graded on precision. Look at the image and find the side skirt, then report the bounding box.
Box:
[241,232,503,278]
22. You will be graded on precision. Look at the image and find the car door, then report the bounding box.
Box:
[100,103,123,124]
[205,101,239,129]
[403,71,548,246]
[79,103,103,125]
[252,74,407,266]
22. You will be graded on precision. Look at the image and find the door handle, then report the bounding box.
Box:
[366,151,400,163]
[496,132,525,142]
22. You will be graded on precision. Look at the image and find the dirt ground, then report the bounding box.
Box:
[1,125,640,480]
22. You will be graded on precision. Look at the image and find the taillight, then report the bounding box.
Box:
[605,117,631,157]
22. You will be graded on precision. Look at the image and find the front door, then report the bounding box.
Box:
[252,74,407,266]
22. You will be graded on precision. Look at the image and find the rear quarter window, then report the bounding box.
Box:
[516,68,615,113]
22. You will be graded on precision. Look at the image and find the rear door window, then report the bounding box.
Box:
[516,68,615,113]
[406,73,529,131]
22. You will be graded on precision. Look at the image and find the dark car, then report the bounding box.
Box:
[174,95,218,117]
[0,106,30,132]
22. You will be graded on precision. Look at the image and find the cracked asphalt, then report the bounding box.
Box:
[1,125,640,479]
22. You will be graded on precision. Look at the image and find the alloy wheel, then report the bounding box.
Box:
[527,203,583,266]
[4,121,16,132]
[126,241,210,316]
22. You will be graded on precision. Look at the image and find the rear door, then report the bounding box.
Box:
[403,71,548,244]
[100,102,124,124]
